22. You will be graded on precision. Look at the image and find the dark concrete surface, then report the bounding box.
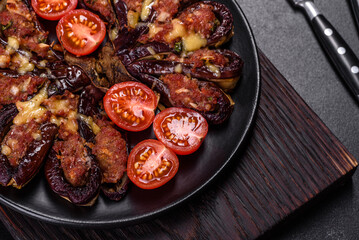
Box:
[238,0,359,239]
[0,1,358,239]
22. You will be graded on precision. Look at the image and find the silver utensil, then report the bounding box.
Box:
[288,0,359,103]
[350,0,359,30]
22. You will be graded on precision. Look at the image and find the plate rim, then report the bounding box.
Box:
[0,0,261,227]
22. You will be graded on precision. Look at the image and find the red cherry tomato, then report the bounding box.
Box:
[56,9,106,56]
[127,139,179,189]
[153,107,208,155]
[104,82,158,132]
[32,0,78,21]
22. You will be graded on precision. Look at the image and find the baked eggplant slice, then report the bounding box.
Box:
[137,1,234,51]
[126,69,234,124]
[77,86,129,201]
[0,121,57,188]
[45,146,101,206]
[127,48,243,91]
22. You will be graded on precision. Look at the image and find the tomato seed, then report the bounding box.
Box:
[134,162,140,169]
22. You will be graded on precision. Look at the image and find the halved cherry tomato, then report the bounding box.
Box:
[127,139,179,189]
[153,107,208,155]
[56,9,106,56]
[104,82,158,132]
[32,0,78,21]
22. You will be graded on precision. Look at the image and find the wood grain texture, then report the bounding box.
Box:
[0,50,357,240]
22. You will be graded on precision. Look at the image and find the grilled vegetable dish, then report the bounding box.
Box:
[0,0,243,205]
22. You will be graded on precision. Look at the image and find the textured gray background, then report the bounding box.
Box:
[238,0,359,239]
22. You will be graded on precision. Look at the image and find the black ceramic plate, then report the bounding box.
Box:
[0,0,260,227]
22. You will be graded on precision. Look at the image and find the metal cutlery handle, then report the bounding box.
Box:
[350,0,359,30]
[295,1,359,102]
[311,15,359,102]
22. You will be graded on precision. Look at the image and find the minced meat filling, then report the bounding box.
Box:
[123,0,143,13]
[92,120,127,183]
[0,1,49,57]
[0,74,46,106]
[53,133,91,187]
[153,0,180,23]
[166,49,228,69]
[1,120,41,167]
[161,73,220,112]
[178,3,216,38]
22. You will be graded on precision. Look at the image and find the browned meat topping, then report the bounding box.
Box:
[153,0,180,23]
[92,120,127,183]
[0,0,49,57]
[1,120,41,167]
[161,73,220,112]
[0,74,46,106]
[166,49,228,69]
[178,3,216,38]
[53,133,91,187]
[84,0,116,24]
[123,0,143,13]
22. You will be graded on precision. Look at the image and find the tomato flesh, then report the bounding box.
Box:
[153,107,208,155]
[56,9,106,56]
[127,139,179,189]
[32,0,78,21]
[104,82,158,132]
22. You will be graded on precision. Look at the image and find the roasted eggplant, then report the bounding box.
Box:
[77,86,129,201]
[126,69,234,124]
[45,85,129,204]
[0,120,57,188]
[127,48,243,91]
[45,147,101,206]
[136,1,234,51]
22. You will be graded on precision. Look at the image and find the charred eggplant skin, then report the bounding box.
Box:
[0,104,19,185]
[101,173,129,201]
[45,149,101,205]
[0,122,58,188]
[127,49,243,79]
[201,1,234,47]
[13,123,58,187]
[78,85,105,116]
[112,0,150,53]
[47,63,91,97]
[119,42,172,66]
[0,104,19,140]
[77,85,104,143]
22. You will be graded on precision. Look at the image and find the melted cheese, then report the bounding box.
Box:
[148,24,163,38]
[12,52,34,74]
[174,64,182,73]
[127,10,140,29]
[182,33,207,52]
[78,114,100,135]
[149,19,208,52]
[64,110,78,133]
[141,0,154,21]
[205,62,221,77]
[14,83,48,125]
[165,19,186,42]
[6,37,19,55]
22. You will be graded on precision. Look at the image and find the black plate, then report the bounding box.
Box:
[0,0,260,227]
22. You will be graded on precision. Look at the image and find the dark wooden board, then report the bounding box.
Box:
[0,50,357,240]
